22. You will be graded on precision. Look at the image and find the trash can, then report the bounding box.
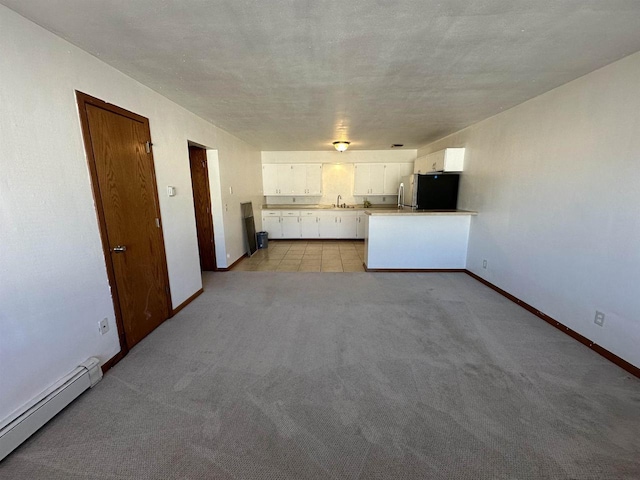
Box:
[256,231,269,249]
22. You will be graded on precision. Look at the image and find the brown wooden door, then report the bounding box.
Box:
[189,146,217,271]
[78,92,171,350]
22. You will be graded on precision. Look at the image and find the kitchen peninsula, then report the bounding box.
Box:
[363,209,477,270]
[261,205,477,270]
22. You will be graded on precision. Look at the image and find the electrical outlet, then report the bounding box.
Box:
[482,259,487,269]
[99,318,109,335]
[594,311,605,326]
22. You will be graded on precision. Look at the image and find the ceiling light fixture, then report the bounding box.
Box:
[333,141,350,152]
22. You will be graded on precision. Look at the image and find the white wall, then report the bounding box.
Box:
[217,131,264,264]
[418,51,640,368]
[262,150,417,206]
[0,5,261,423]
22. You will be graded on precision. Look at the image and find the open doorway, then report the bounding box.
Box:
[188,145,217,271]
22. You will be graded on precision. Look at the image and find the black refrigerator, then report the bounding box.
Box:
[401,173,460,210]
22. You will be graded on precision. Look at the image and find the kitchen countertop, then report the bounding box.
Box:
[262,205,477,215]
[263,204,375,211]
[365,209,477,216]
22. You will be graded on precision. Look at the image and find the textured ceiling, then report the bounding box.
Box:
[3,0,640,150]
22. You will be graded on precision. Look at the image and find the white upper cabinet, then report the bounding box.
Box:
[398,162,415,179]
[262,164,293,195]
[263,164,322,196]
[414,148,465,173]
[354,162,414,196]
[353,164,371,195]
[383,163,413,194]
[292,164,323,195]
[382,164,399,195]
[354,163,385,195]
[262,164,279,195]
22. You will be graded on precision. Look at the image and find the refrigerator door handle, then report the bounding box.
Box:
[397,183,404,208]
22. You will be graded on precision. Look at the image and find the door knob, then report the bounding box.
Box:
[112,245,127,253]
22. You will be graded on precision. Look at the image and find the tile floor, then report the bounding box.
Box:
[231,240,366,272]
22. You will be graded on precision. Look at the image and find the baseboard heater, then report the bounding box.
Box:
[0,357,102,461]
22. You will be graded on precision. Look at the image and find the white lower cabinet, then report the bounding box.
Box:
[262,212,282,239]
[318,211,357,238]
[264,209,362,239]
[338,212,358,238]
[317,212,339,238]
[356,212,367,238]
[281,216,300,238]
[279,210,301,238]
[300,211,320,238]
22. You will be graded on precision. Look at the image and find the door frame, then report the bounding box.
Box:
[188,144,218,271]
[76,91,173,360]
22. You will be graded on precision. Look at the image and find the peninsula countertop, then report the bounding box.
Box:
[364,208,477,216]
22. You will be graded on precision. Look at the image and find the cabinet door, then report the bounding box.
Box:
[369,164,385,194]
[443,148,465,172]
[414,156,429,174]
[353,164,370,195]
[306,164,323,195]
[291,164,307,195]
[262,165,279,195]
[318,213,339,238]
[429,151,446,172]
[336,214,358,238]
[277,164,293,194]
[383,163,399,195]
[300,215,319,238]
[398,162,414,179]
[356,214,367,238]
[263,216,282,238]
[281,216,300,238]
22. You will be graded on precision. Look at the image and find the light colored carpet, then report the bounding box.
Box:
[2,272,639,479]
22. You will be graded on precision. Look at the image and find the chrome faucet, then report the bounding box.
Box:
[397,183,404,209]
[336,194,342,208]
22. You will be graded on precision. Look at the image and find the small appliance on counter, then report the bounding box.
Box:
[399,173,460,210]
